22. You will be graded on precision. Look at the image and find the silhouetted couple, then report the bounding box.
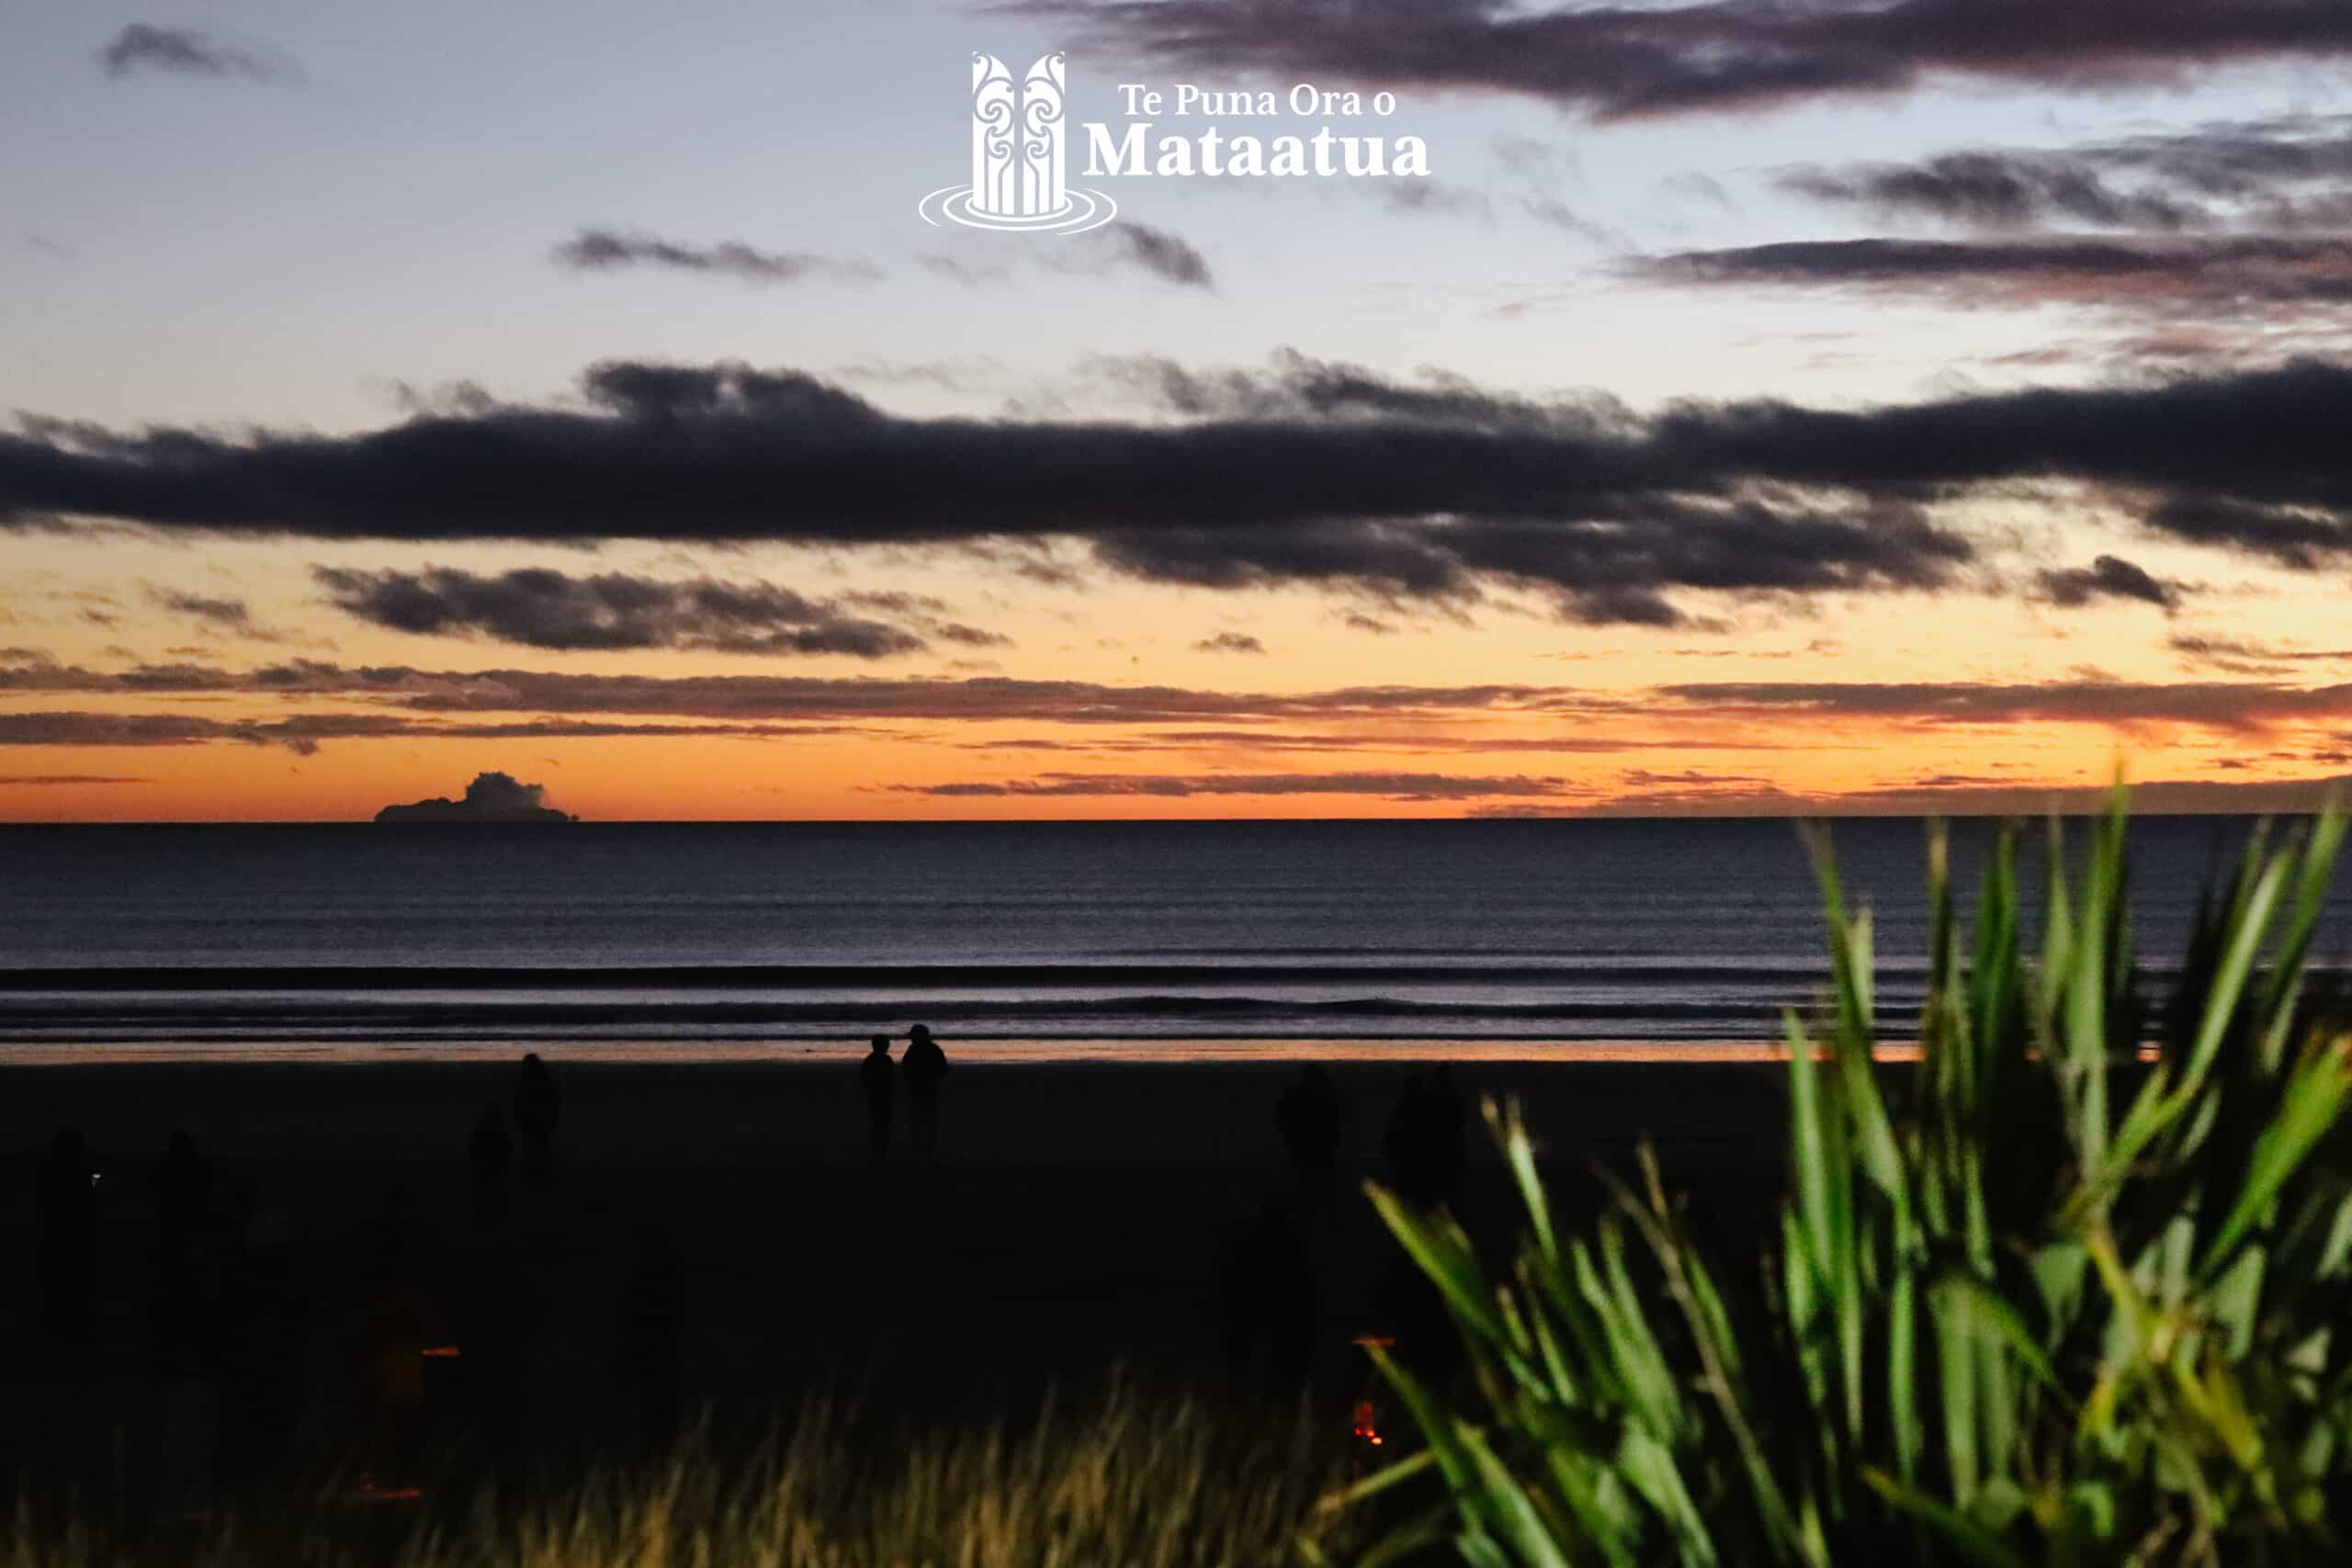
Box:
[861,1025,949,1160]
[465,1054,561,1220]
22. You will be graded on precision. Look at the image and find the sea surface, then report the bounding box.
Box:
[3,817,2347,1058]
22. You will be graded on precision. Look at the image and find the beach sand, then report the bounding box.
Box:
[0,1054,1803,1498]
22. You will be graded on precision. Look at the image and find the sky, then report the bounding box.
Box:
[7,0,2352,821]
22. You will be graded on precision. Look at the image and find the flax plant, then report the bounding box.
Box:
[1349,795,2352,1567]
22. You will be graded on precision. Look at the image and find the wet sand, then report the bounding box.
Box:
[0,1054,1802,1163]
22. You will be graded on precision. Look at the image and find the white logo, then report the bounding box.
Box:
[918,51,1118,234]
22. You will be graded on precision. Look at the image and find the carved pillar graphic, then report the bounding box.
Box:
[1019,52,1069,217]
[971,53,1017,217]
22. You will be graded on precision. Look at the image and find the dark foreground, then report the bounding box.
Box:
[0,1057,1796,1517]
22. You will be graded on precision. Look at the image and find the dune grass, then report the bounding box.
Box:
[7,1384,1353,1568]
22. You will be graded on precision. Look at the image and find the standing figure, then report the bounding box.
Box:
[859,1036,897,1161]
[34,1127,100,1346]
[1273,1064,1344,1171]
[512,1053,561,1182]
[900,1024,951,1162]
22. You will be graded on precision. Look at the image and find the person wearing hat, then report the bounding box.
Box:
[900,1025,950,1161]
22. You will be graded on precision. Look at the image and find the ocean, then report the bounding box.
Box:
[3,817,2346,1058]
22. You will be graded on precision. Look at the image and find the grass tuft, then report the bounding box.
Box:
[1357,794,2352,1566]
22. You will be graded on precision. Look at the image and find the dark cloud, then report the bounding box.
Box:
[1657,678,2352,733]
[16,355,2352,625]
[32,655,2346,730]
[1636,220,2352,368]
[1781,152,2208,231]
[1577,769,2352,818]
[142,584,289,642]
[954,728,1783,755]
[314,566,938,657]
[550,229,880,286]
[1090,346,1577,429]
[2169,633,2285,673]
[2033,555,2185,612]
[921,222,1216,290]
[571,359,880,423]
[1732,118,2352,363]
[1635,360,2352,567]
[1088,223,1215,289]
[1193,632,1267,655]
[0,773,153,786]
[1629,234,2352,310]
[1780,118,2352,232]
[2143,491,2352,569]
[0,708,864,757]
[148,587,255,627]
[0,712,346,750]
[2169,633,2352,674]
[377,771,573,824]
[916,253,1015,288]
[1010,0,2352,123]
[0,354,1984,628]
[890,771,1574,800]
[345,668,1589,726]
[97,24,284,81]
[13,650,2352,761]
[0,649,1589,726]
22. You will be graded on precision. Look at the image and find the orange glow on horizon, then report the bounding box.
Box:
[5,533,2346,823]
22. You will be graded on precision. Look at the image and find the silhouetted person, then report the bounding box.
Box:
[468,1102,514,1223]
[34,1127,99,1346]
[616,1225,684,1453]
[860,1036,897,1160]
[1274,1064,1344,1171]
[512,1053,561,1181]
[901,1024,950,1161]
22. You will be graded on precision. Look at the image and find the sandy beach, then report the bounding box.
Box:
[0,1054,1801,1497]
[0,1051,1804,1163]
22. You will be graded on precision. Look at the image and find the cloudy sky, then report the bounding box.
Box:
[7,0,2352,821]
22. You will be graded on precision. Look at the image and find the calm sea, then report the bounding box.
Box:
[2,818,2346,1057]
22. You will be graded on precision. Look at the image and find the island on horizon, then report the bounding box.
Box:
[375,770,577,825]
